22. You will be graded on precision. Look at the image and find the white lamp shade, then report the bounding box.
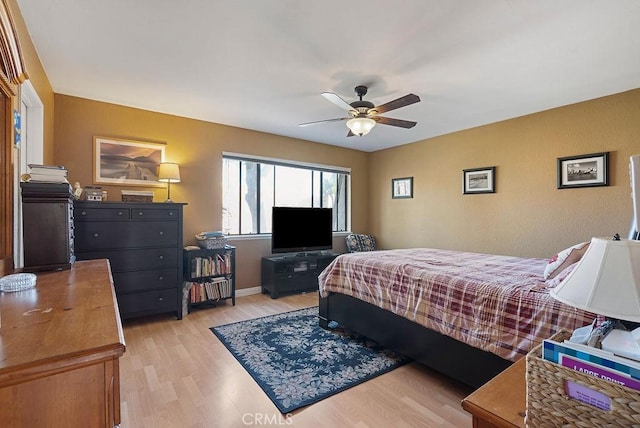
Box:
[158,162,181,183]
[346,117,376,136]
[550,237,640,322]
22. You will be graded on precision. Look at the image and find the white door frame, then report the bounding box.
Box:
[13,80,44,268]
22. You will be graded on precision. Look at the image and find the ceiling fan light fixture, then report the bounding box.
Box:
[347,117,376,136]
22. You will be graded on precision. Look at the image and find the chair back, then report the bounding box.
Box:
[345,233,376,252]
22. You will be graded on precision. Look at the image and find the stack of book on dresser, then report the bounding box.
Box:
[543,335,640,406]
[27,164,68,184]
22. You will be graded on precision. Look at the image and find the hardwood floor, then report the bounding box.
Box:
[119,292,474,427]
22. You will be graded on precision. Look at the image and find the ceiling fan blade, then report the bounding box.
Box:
[299,117,347,127]
[372,94,420,114]
[374,116,417,129]
[322,92,358,115]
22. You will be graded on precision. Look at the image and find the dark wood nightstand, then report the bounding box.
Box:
[461,357,526,428]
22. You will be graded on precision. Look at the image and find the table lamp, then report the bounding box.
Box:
[158,162,180,203]
[550,234,640,360]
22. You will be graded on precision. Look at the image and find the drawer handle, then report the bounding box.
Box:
[159,231,164,236]
[93,233,99,238]
[81,211,87,216]
[118,211,124,216]
[168,212,174,216]
[138,211,143,216]
[158,297,163,301]
[159,276,164,281]
[159,255,164,260]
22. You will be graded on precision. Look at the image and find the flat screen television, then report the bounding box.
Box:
[271,207,333,254]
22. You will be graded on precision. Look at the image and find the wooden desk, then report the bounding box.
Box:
[461,357,526,428]
[0,259,126,427]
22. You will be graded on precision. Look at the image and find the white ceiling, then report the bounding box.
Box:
[15,1,640,152]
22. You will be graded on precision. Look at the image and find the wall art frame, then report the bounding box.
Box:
[463,166,495,194]
[93,136,166,187]
[392,177,413,199]
[557,152,609,189]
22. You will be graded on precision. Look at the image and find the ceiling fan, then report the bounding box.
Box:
[300,85,420,137]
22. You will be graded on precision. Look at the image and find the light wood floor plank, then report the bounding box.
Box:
[119,292,473,427]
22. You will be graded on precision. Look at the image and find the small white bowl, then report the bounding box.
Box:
[0,273,36,292]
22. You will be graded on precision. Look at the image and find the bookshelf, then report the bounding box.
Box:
[183,245,236,312]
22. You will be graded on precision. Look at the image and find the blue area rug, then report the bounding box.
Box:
[210,306,411,413]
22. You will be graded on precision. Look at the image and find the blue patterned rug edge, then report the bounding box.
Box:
[210,306,411,413]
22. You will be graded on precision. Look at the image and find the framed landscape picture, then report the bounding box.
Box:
[93,136,166,186]
[557,152,609,189]
[463,166,495,194]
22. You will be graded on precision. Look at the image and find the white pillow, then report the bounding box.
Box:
[543,242,590,280]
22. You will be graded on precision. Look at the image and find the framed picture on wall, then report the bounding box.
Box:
[392,177,413,199]
[557,152,609,189]
[463,166,495,194]
[93,136,166,186]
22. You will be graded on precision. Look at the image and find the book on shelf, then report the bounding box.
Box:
[543,337,640,381]
[191,254,230,278]
[186,277,232,303]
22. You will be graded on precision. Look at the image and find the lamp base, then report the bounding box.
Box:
[601,327,640,362]
[163,199,175,203]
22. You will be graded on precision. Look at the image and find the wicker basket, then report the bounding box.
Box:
[526,330,640,427]
[195,234,227,249]
[121,190,153,202]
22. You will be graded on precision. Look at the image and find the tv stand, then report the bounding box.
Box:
[261,252,338,299]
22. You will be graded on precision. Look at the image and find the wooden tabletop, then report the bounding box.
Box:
[461,357,526,428]
[0,259,125,385]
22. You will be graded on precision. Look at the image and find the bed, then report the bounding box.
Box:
[318,247,595,388]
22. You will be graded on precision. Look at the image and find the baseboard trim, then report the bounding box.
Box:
[236,286,262,297]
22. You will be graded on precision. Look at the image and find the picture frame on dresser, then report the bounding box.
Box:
[93,136,166,187]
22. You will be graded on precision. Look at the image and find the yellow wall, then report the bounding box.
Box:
[370,89,640,258]
[53,94,368,290]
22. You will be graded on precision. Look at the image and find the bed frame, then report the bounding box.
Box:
[319,292,512,389]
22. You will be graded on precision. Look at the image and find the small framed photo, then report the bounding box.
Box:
[94,136,166,187]
[392,177,413,199]
[463,167,495,194]
[557,152,609,189]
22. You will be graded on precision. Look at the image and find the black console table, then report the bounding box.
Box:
[261,252,338,298]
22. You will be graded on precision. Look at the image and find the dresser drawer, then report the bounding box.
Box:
[112,268,179,293]
[129,207,181,220]
[76,247,178,271]
[117,289,177,318]
[74,207,130,220]
[74,221,178,250]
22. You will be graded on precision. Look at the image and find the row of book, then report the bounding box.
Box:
[186,278,233,303]
[543,335,640,395]
[189,252,232,278]
[27,164,69,184]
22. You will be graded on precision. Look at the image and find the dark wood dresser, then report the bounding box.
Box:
[73,201,186,320]
[0,259,125,427]
[20,182,74,272]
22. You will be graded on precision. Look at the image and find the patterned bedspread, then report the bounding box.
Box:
[318,248,595,361]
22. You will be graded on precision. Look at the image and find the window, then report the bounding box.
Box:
[223,153,349,235]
